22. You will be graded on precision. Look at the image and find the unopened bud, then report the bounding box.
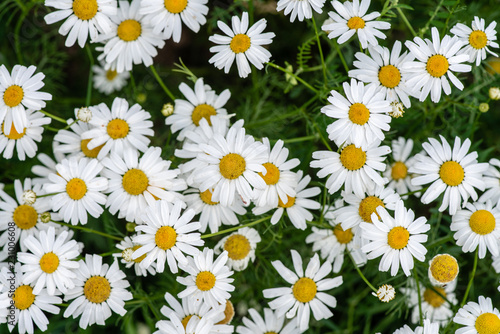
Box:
[126,222,137,233]
[479,102,489,113]
[77,107,92,122]
[40,212,51,223]
[489,87,500,100]
[161,103,174,117]
[428,254,459,286]
[389,101,404,118]
[22,190,36,205]
[373,284,395,302]
[136,93,147,104]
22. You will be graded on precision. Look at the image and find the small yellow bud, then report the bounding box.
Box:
[161,103,174,117]
[479,103,489,113]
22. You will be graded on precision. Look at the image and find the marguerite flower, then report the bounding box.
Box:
[113,235,157,276]
[428,253,459,286]
[276,0,326,22]
[92,62,130,95]
[393,319,440,334]
[154,310,233,334]
[384,137,421,198]
[209,12,275,78]
[54,115,103,160]
[453,296,500,334]
[236,308,301,334]
[214,227,261,271]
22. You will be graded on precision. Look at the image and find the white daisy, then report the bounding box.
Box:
[360,200,430,276]
[262,249,343,331]
[63,254,133,329]
[102,147,186,223]
[214,227,261,272]
[253,170,320,230]
[393,319,440,334]
[276,0,326,22]
[0,64,52,135]
[410,135,488,215]
[31,148,65,185]
[54,115,103,160]
[349,41,415,107]
[478,158,500,205]
[310,140,391,198]
[427,253,459,287]
[155,310,233,334]
[209,12,276,78]
[92,62,130,95]
[97,0,166,73]
[451,201,500,259]
[451,17,499,66]
[384,137,421,198]
[18,226,80,295]
[82,97,154,160]
[453,296,500,334]
[236,308,301,334]
[0,110,51,160]
[166,77,230,141]
[44,156,108,225]
[322,0,390,49]
[404,27,471,103]
[113,235,157,276]
[140,0,209,43]
[177,248,235,308]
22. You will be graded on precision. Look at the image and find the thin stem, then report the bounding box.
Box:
[311,16,327,85]
[149,65,175,101]
[266,62,318,94]
[461,248,478,307]
[85,45,94,106]
[414,267,424,327]
[333,40,349,74]
[348,251,377,293]
[39,110,67,124]
[396,7,417,37]
[53,221,123,241]
[201,215,271,239]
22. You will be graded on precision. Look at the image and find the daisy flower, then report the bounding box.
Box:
[18,226,80,295]
[209,12,276,78]
[263,249,343,331]
[236,308,301,334]
[113,235,157,276]
[453,296,500,334]
[63,254,133,329]
[310,140,391,198]
[410,135,488,215]
[92,62,130,95]
[31,147,65,185]
[214,227,261,271]
[0,64,52,135]
[0,110,51,160]
[177,248,235,308]
[54,115,103,160]
[102,147,186,223]
[132,200,203,274]
[360,200,430,276]
[276,0,326,22]
[404,27,471,103]
[428,253,459,286]
[384,137,421,198]
[253,170,320,230]
[44,156,108,225]
[140,0,209,43]
[322,0,390,49]
[349,41,415,107]
[97,0,166,73]
[393,319,440,334]
[451,201,500,259]
[166,77,230,141]
[155,310,233,334]
[451,17,499,66]
[478,158,500,205]
[82,97,154,160]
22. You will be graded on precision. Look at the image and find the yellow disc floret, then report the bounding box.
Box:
[378,65,401,88]
[2,122,26,140]
[278,195,295,208]
[348,103,370,125]
[106,70,118,81]
[230,34,251,54]
[469,30,488,50]
[3,85,24,107]
[423,287,446,308]
[439,161,464,186]
[73,0,98,20]
[117,19,142,42]
[84,276,111,304]
[196,271,216,291]
[13,204,38,230]
[155,226,177,250]
[387,226,410,250]
[347,17,365,30]
[333,224,354,244]
[200,189,218,205]
[224,234,251,260]
[217,300,235,325]
[192,104,216,126]
[39,252,60,274]
[107,118,130,139]
[426,54,449,78]
[292,277,317,303]
[219,153,246,180]
[258,162,280,185]
[340,144,366,171]
[122,168,149,195]
[475,313,500,334]
[181,314,194,329]
[429,254,459,284]
[13,285,35,310]
[164,0,188,13]
[66,178,87,200]
[358,196,384,223]
[81,139,104,158]
[469,210,496,235]
[391,161,408,180]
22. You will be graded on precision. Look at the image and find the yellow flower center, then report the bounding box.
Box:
[224,234,251,260]
[155,226,177,250]
[387,226,410,250]
[348,103,370,125]
[83,276,111,304]
[216,300,235,325]
[333,224,353,244]
[3,85,24,107]
[181,315,196,329]
[196,271,216,291]
[39,252,60,274]
[340,144,366,171]
[80,139,104,158]
[258,162,280,185]
[278,195,295,208]
[13,285,35,310]
[475,313,500,334]
[423,287,446,308]
[132,245,147,263]
[265,332,278,334]
[426,54,449,78]
[200,189,218,205]
[2,122,26,140]
[122,168,149,195]
[66,178,87,200]
[292,277,317,303]
[358,196,384,223]
[378,65,401,88]
[391,161,408,180]
[469,210,496,235]
[72,0,98,20]
[117,19,142,42]
[191,104,216,126]
[219,153,246,180]
[439,161,464,186]
[164,0,188,13]
[429,254,459,284]
[347,16,365,30]
[105,69,118,81]
[13,204,38,230]
[469,30,488,50]
[107,118,130,139]
[230,34,251,54]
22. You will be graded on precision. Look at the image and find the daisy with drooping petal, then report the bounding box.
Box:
[384,137,421,199]
[322,0,390,49]
[236,308,301,334]
[44,156,108,225]
[214,227,261,272]
[361,200,430,276]
[0,65,52,135]
[453,296,500,334]
[276,0,326,22]
[140,0,209,43]
[177,248,235,308]
[113,235,157,276]
[410,135,488,215]
[82,97,154,160]
[92,62,130,95]
[451,17,499,66]
[478,158,500,205]
[209,12,276,78]
[263,249,342,332]
[349,41,415,107]
[404,27,471,103]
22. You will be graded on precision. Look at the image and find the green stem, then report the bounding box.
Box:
[333,40,349,74]
[149,65,175,101]
[201,215,271,239]
[348,251,377,293]
[311,16,327,85]
[39,110,67,124]
[85,45,94,106]
[396,7,417,37]
[266,62,318,94]
[281,135,317,144]
[461,248,478,307]
[399,186,429,198]
[414,267,424,327]
[53,221,123,241]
